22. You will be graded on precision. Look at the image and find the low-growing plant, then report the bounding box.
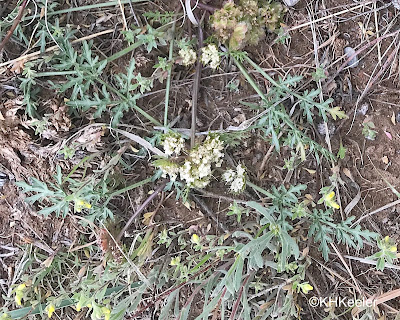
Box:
[369,236,398,271]
[210,0,285,49]
[362,121,377,140]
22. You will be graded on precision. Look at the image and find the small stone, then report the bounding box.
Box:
[396,111,400,123]
[283,0,300,6]
[0,172,8,188]
[317,122,336,135]
[344,47,359,68]
[357,103,368,116]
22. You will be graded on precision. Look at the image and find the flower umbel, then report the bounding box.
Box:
[223,164,246,194]
[201,44,220,69]
[179,135,224,188]
[161,132,185,156]
[178,48,197,66]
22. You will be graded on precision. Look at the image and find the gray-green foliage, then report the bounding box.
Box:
[16,165,114,221]
[19,25,165,125]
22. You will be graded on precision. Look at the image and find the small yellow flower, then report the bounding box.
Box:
[15,294,23,306]
[384,235,390,243]
[47,303,55,318]
[323,191,340,209]
[15,283,26,306]
[101,307,111,320]
[170,256,181,266]
[191,234,200,245]
[390,245,397,253]
[74,199,92,213]
[75,302,82,312]
[300,283,313,294]
[17,283,26,291]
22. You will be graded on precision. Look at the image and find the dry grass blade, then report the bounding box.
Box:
[112,128,166,157]
[330,243,363,295]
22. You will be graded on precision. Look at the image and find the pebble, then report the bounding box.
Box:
[0,172,8,188]
[344,47,359,68]
[396,111,400,123]
[357,103,369,116]
[317,122,336,135]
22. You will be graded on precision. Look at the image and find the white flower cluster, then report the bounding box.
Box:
[159,161,180,181]
[201,44,220,69]
[179,48,197,66]
[222,164,246,193]
[161,132,185,156]
[180,135,224,188]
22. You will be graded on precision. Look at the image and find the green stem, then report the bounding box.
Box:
[105,41,143,64]
[104,177,151,206]
[231,56,268,101]
[243,55,281,88]
[35,71,76,77]
[243,54,330,111]
[247,181,271,197]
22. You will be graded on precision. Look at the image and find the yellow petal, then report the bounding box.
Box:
[390,245,397,253]
[170,256,180,266]
[301,283,313,294]
[17,283,26,291]
[326,191,335,201]
[331,202,340,209]
[15,294,22,306]
[101,306,111,320]
[47,304,55,318]
[191,234,200,244]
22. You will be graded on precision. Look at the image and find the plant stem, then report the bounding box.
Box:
[231,56,268,101]
[105,41,143,64]
[246,181,271,197]
[104,177,152,206]
[0,0,28,52]
[190,14,205,148]
[35,71,77,77]
[243,54,331,112]
[116,181,167,242]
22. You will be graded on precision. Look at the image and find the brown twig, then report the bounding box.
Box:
[229,273,252,320]
[116,182,167,242]
[0,0,28,52]
[190,12,205,148]
[190,0,217,12]
[191,194,229,233]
